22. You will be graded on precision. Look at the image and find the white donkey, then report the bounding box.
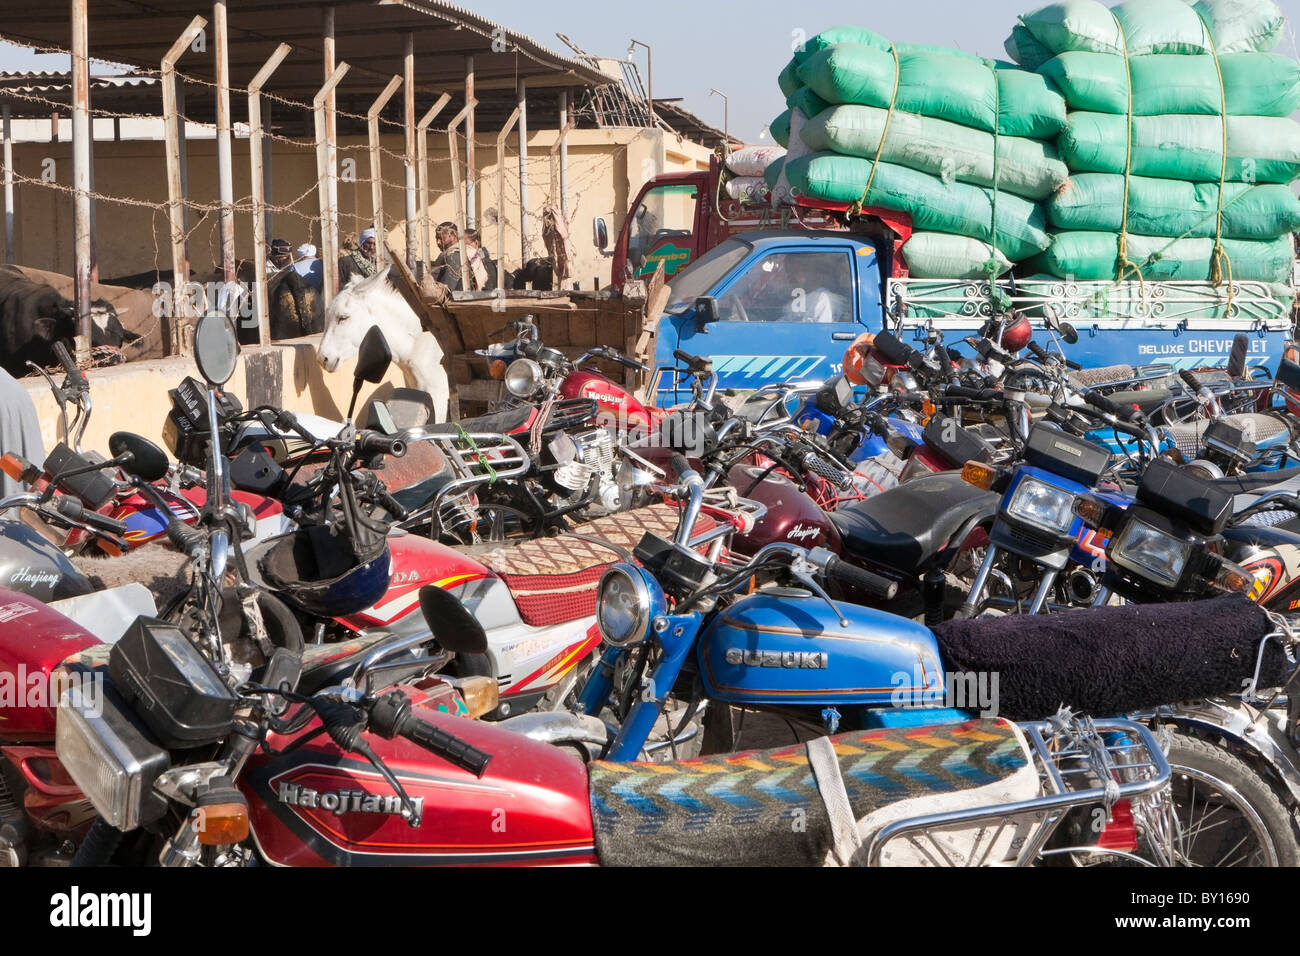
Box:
[316,269,450,422]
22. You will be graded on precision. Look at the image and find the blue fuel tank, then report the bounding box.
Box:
[697,587,946,706]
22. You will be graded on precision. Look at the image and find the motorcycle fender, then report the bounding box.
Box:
[1155,700,1300,803]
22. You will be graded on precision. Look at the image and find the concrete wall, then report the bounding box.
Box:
[1,125,711,292]
[20,336,410,456]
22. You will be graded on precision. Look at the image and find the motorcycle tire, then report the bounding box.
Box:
[1164,733,1299,867]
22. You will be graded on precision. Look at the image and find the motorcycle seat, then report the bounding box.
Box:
[588,718,1037,866]
[424,405,533,436]
[830,473,997,575]
[1165,413,1288,462]
[934,593,1285,721]
[1106,388,1172,415]
[481,503,717,627]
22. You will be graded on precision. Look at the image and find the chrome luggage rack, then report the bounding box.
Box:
[394,431,531,541]
[860,714,1174,867]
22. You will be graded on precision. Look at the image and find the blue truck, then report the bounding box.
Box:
[650,230,1296,405]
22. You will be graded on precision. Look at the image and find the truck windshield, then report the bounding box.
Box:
[665,238,752,314]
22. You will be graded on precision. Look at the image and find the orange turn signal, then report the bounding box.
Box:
[960,461,996,490]
[194,803,250,845]
[489,359,507,380]
[0,453,32,483]
[1071,495,1109,530]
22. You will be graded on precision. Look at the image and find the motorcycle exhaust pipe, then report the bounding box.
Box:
[1067,568,1099,605]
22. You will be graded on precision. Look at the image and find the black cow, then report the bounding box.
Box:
[0,266,139,378]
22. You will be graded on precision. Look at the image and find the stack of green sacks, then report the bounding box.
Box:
[1005,0,1300,283]
[767,26,1069,278]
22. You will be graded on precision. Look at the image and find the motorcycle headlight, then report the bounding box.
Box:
[1110,516,1192,588]
[596,564,661,647]
[55,676,170,832]
[504,358,544,398]
[1005,476,1075,536]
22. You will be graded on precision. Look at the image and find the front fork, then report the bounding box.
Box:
[957,544,1058,617]
[579,615,700,763]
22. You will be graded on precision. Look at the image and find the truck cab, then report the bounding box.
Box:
[606,155,836,285]
[652,232,884,405]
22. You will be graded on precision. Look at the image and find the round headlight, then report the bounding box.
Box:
[1006,476,1075,535]
[504,358,544,398]
[596,565,652,647]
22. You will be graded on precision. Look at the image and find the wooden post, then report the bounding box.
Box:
[3,104,14,265]
[403,35,417,271]
[416,93,451,275]
[71,0,92,362]
[161,15,207,355]
[558,89,570,219]
[213,1,235,291]
[495,106,520,292]
[367,75,402,269]
[517,77,529,265]
[445,99,476,291]
[323,7,339,293]
[314,63,350,308]
[248,43,289,345]
[549,110,576,216]
[464,55,475,229]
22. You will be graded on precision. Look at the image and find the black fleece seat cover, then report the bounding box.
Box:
[934,594,1288,721]
[589,718,1028,866]
[831,472,998,574]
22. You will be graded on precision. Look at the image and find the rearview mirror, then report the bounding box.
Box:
[417,585,488,655]
[356,326,392,384]
[108,431,170,483]
[693,296,720,331]
[593,217,609,251]
[348,326,392,420]
[193,312,240,387]
[1059,322,1079,345]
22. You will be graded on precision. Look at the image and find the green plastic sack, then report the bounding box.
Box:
[1040,51,1300,117]
[787,86,831,118]
[780,25,896,93]
[778,58,802,98]
[764,158,785,193]
[783,153,1051,261]
[1035,230,1295,282]
[799,44,994,131]
[770,111,792,149]
[1047,173,1300,239]
[797,44,1065,136]
[1016,0,1210,59]
[1060,112,1300,183]
[1005,24,1058,71]
[993,63,1069,138]
[902,233,1013,278]
[801,105,1067,200]
[1193,0,1285,54]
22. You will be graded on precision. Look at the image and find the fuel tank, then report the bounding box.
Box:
[698,587,945,706]
[0,587,101,741]
[338,531,492,629]
[241,689,596,865]
[560,370,660,430]
[0,521,93,600]
[727,464,841,555]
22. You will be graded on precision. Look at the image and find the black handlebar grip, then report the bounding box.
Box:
[1064,358,1083,371]
[672,349,709,372]
[871,331,912,366]
[944,385,983,400]
[825,554,899,600]
[933,344,954,379]
[1027,341,1050,362]
[53,342,88,390]
[54,497,128,535]
[1084,389,1122,419]
[276,410,318,445]
[357,431,406,458]
[377,490,408,521]
[400,716,492,777]
[1178,369,1203,392]
[369,691,491,777]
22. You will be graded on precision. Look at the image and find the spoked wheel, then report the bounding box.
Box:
[1164,735,1299,867]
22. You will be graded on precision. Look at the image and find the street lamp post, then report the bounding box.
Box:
[628,39,653,124]
[709,88,729,147]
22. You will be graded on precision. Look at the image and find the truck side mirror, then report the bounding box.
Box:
[693,296,720,332]
[593,217,609,251]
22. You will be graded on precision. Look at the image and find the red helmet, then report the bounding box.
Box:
[1000,312,1033,353]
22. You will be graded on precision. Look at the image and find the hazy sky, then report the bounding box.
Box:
[1,0,1299,142]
